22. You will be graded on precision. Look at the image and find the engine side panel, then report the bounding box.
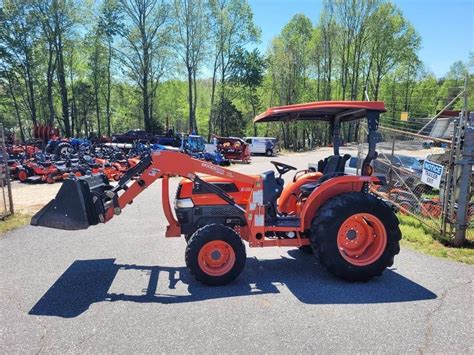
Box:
[177,176,253,206]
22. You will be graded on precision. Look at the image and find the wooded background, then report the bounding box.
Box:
[1,0,472,148]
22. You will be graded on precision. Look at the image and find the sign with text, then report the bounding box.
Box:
[421,160,444,189]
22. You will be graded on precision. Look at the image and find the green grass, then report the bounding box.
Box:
[398,214,474,264]
[0,214,31,236]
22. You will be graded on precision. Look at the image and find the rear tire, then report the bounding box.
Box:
[265,149,273,157]
[310,192,401,282]
[55,142,73,158]
[185,224,246,286]
[298,245,313,254]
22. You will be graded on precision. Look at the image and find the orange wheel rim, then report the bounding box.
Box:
[198,240,236,277]
[18,171,27,181]
[337,213,387,266]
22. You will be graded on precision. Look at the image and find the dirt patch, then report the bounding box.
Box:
[10,182,60,214]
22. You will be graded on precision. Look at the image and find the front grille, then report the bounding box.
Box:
[207,205,244,217]
[192,182,239,194]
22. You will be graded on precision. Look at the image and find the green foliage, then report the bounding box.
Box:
[0,0,471,145]
[399,215,474,264]
[0,214,31,237]
[211,97,245,137]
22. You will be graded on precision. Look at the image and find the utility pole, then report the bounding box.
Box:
[453,76,473,246]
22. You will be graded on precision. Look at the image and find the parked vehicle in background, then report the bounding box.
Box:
[155,130,182,147]
[386,154,423,176]
[244,137,278,156]
[112,129,157,144]
[310,154,430,196]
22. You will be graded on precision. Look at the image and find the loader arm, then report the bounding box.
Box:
[32,150,261,235]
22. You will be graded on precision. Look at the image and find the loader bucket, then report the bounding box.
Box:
[31,174,111,230]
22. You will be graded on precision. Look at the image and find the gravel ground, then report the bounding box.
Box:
[1,149,472,353]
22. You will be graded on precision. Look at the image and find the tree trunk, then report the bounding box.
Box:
[94,84,101,136]
[106,41,112,137]
[46,42,56,126]
[7,77,25,142]
[68,45,78,136]
[24,52,37,125]
[219,49,225,136]
[143,74,150,131]
[208,56,219,141]
[187,66,194,132]
[55,31,70,136]
[193,68,198,134]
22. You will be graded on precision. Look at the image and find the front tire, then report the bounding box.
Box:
[185,224,246,286]
[310,192,401,282]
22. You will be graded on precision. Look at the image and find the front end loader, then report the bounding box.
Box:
[32,101,401,286]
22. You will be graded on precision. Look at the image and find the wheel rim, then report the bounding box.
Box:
[337,213,387,266]
[60,146,73,155]
[198,240,236,277]
[18,171,27,182]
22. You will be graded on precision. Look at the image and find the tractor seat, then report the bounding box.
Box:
[261,170,284,222]
[261,171,284,204]
[300,154,351,196]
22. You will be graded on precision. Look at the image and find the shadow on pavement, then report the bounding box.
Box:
[29,251,437,318]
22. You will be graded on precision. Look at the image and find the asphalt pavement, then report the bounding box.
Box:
[1,150,473,353]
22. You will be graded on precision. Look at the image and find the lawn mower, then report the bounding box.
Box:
[32,101,401,285]
[18,161,56,184]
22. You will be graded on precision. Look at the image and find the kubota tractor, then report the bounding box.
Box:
[32,101,401,286]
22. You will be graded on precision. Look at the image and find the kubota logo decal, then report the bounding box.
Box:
[201,162,224,175]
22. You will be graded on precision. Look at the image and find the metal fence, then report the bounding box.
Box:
[357,115,473,244]
[0,123,14,219]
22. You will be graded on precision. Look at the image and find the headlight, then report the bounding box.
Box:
[175,198,194,209]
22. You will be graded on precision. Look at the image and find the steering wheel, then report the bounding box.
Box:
[271,161,297,176]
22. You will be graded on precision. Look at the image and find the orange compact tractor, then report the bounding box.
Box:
[32,101,401,285]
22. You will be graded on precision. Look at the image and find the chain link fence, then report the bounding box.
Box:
[356,117,473,244]
[0,123,14,219]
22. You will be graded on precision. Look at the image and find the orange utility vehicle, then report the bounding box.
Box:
[32,101,401,286]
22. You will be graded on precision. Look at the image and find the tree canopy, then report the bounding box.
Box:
[0,0,472,148]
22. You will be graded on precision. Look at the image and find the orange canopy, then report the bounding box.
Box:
[254,101,386,123]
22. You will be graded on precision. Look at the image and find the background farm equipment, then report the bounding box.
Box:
[213,135,251,163]
[181,135,230,166]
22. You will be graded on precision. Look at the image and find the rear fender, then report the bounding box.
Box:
[300,175,381,230]
[278,172,322,214]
